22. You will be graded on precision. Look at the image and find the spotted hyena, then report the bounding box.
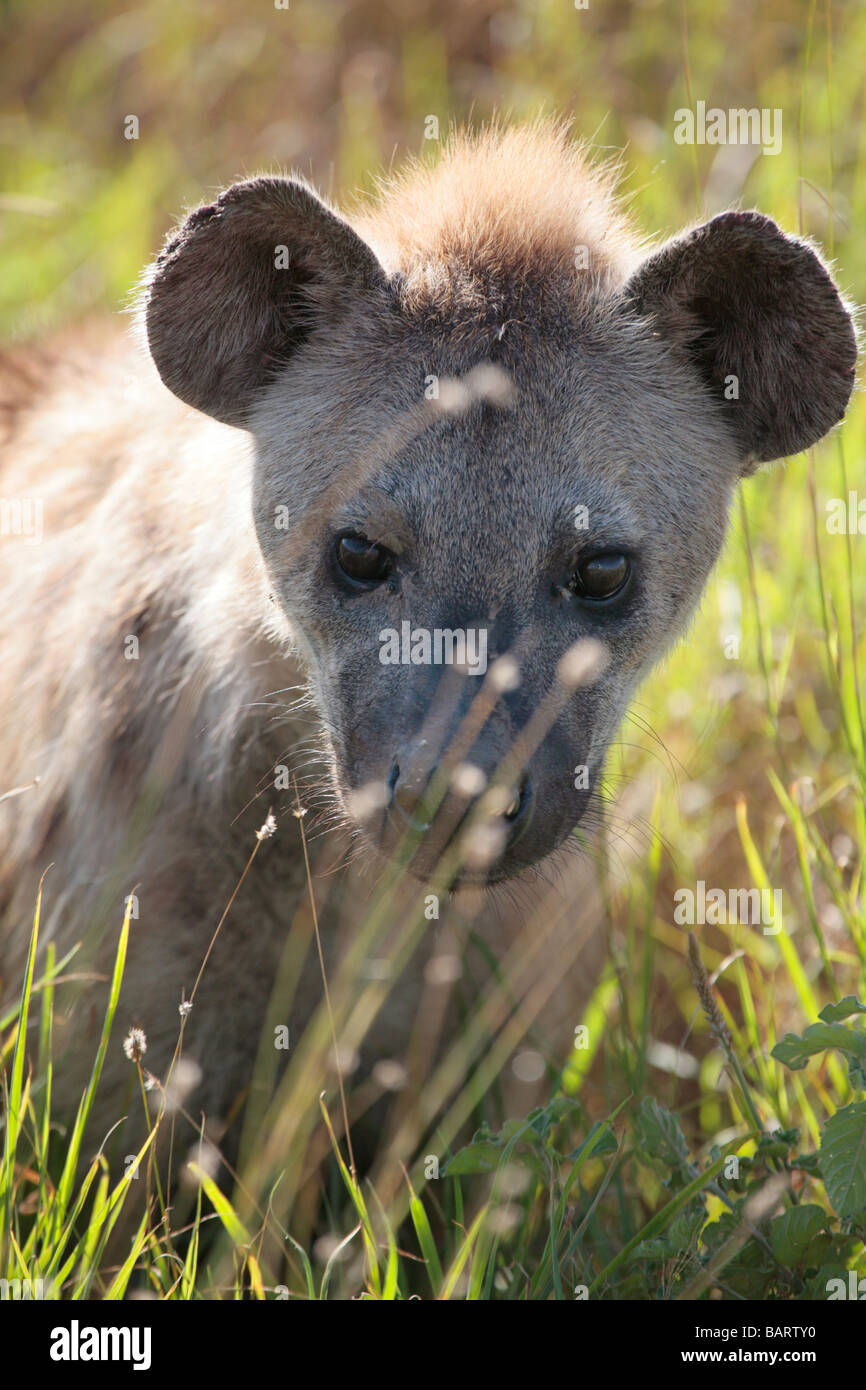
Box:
[0,123,856,1180]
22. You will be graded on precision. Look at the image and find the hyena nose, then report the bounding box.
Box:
[388,760,437,832]
[386,759,534,860]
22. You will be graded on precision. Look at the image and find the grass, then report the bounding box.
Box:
[1,0,866,1300]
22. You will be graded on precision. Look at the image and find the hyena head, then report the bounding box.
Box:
[143,126,856,882]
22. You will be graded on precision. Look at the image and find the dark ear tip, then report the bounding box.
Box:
[703,209,806,258]
[184,200,222,230]
[707,209,767,229]
[708,209,774,229]
[706,208,851,289]
[682,211,779,249]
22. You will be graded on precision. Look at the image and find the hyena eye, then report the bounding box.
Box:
[335,532,394,587]
[570,552,631,601]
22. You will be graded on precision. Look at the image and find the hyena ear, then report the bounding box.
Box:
[623,211,857,471]
[142,177,387,427]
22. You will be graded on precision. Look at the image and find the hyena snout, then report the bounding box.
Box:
[341,670,595,879]
[383,747,535,875]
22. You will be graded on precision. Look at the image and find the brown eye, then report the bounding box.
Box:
[336,533,394,587]
[570,553,631,601]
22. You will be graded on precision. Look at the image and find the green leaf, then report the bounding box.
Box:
[443,1141,502,1177]
[527,1096,579,1139]
[818,996,866,1023]
[771,1021,866,1087]
[499,1118,532,1144]
[758,1126,799,1149]
[631,1238,669,1261]
[821,1102,866,1217]
[634,1097,691,1173]
[717,1240,779,1301]
[789,1152,823,1175]
[445,1138,548,1180]
[701,1209,742,1251]
[769,1204,827,1266]
[756,1139,793,1159]
[445,1110,563,1180]
[566,1126,618,1161]
[667,1201,707,1254]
